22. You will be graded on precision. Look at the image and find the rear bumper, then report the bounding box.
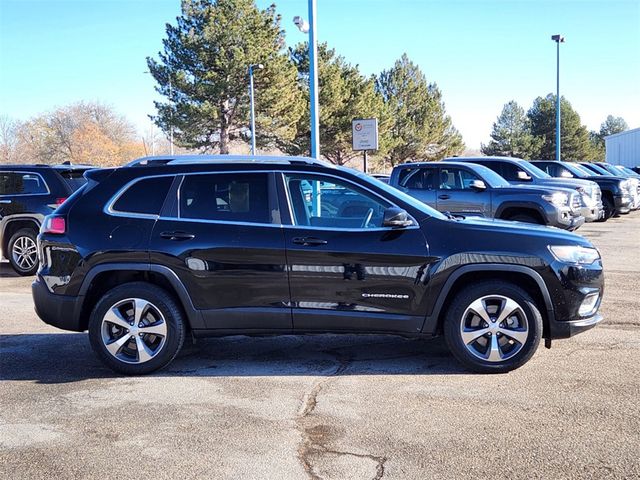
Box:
[548,313,604,339]
[32,278,84,332]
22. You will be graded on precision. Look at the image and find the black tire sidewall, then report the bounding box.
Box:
[8,228,39,276]
[444,281,543,373]
[88,282,186,375]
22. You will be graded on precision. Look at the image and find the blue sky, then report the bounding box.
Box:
[1,0,639,150]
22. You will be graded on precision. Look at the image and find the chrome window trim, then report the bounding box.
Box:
[105,169,419,232]
[0,171,51,197]
[278,170,419,231]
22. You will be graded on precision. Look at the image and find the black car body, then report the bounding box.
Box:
[389,161,585,230]
[580,162,638,211]
[0,164,89,275]
[451,157,604,222]
[32,155,605,374]
[531,160,633,218]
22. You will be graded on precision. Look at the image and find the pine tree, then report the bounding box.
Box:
[481,100,539,158]
[281,43,390,165]
[527,94,592,161]
[375,54,463,165]
[146,0,304,153]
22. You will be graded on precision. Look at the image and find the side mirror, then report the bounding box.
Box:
[517,171,532,181]
[382,207,414,228]
[469,179,487,191]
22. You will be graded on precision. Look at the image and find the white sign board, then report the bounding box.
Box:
[352,118,378,151]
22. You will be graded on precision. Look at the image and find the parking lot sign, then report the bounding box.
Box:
[352,118,378,151]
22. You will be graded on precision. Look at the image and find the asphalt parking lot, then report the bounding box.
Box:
[1,214,639,479]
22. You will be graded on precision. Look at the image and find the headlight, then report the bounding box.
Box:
[548,245,600,265]
[542,192,569,207]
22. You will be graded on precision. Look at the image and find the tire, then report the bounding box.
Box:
[443,281,543,373]
[600,195,615,220]
[8,228,39,276]
[506,213,543,225]
[88,282,186,375]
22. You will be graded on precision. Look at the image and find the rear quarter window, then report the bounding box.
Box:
[112,176,173,215]
[0,172,49,195]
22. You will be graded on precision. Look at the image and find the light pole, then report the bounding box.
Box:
[294,0,319,159]
[551,34,565,161]
[248,63,264,156]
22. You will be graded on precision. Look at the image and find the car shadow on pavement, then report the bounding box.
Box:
[0,261,21,278]
[0,333,466,383]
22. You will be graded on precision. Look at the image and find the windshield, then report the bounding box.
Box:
[584,163,611,175]
[560,162,590,178]
[522,161,551,178]
[613,165,637,176]
[348,168,447,220]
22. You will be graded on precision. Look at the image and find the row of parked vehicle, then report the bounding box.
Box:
[376,157,640,231]
[0,156,634,375]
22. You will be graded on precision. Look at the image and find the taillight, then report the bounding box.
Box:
[42,216,66,234]
[56,197,67,206]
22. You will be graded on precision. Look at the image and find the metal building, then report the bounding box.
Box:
[605,127,640,167]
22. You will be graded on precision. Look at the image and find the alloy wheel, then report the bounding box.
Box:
[459,295,529,363]
[101,298,168,364]
[11,235,38,272]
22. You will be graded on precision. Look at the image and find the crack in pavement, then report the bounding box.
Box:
[295,345,387,480]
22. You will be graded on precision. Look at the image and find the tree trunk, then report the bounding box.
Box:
[219,108,229,154]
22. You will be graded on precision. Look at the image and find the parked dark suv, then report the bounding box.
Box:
[531,161,633,218]
[1,164,89,275]
[390,161,585,230]
[33,155,604,375]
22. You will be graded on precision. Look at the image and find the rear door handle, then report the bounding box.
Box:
[160,231,195,241]
[0,199,11,204]
[438,194,451,200]
[292,237,328,246]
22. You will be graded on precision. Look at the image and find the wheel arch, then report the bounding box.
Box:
[422,264,554,338]
[76,263,204,331]
[1,215,42,259]
[495,202,546,223]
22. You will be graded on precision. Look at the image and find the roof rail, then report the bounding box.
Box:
[125,154,333,168]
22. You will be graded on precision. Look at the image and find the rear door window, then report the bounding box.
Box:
[179,173,270,224]
[401,168,436,190]
[56,169,89,191]
[0,172,48,195]
[112,176,174,215]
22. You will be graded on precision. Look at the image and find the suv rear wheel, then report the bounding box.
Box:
[444,281,542,373]
[8,228,39,276]
[88,282,186,375]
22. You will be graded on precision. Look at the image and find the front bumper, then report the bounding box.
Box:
[614,194,632,214]
[548,313,604,339]
[32,278,85,332]
[579,203,604,222]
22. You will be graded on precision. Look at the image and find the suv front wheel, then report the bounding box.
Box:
[444,281,543,373]
[88,282,186,375]
[8,228,39,276]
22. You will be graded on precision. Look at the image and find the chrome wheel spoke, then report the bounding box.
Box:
[486,334,503,362]
[461,327,490,345]
[103,307,131,329]
[467,298,492,324]
[140,322,166,337]
[496,298,521,324]
[133,299,150,324]
[105,333,132,356]
[499,328,528,345]
[135,336,154,363]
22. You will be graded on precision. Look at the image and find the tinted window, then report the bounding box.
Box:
[284,173,390,229]
[56,169,89,191]
[179,173,270,223]
[402,169,436,190]
[439,168,481,189]
[0,172,48,195]
[113,176,173,215]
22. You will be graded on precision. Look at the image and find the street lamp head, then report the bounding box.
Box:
[551,34,565,43]
[293,16,310,34]
[249,63,264,71]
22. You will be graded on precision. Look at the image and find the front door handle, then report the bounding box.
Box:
[0,199,11,204]
[438,194,451,200]
[160,231,195,241]
[292,237,328,246]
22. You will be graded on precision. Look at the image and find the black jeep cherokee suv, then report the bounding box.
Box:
[1,164,89,275]
[32,155,604,375]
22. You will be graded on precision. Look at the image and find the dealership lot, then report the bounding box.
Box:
[1,214,639,479]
